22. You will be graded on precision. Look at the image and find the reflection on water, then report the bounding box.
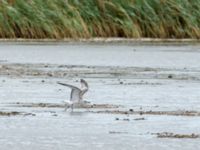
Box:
[68,111,87,116]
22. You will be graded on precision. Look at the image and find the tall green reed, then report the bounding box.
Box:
[0,0,199,38]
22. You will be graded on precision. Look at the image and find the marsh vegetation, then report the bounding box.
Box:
[0,0,200,39]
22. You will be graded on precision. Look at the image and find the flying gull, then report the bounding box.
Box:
[57,79,89,111]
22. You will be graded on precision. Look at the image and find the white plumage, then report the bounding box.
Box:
[57,79,89,111]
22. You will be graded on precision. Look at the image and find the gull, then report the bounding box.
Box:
[57,79,89,111]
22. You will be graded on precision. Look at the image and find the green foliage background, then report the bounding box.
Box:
[0,0,200,38]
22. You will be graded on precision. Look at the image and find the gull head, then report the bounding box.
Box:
[80,79,85,83]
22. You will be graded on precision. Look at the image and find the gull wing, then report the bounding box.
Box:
[57,82,82,102]
[71,89,82,102]
[57,82,81,91]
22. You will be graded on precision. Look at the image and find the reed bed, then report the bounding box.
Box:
[0,0,200,39]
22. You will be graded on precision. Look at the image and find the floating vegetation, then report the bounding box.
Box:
[134,117,145,121]
[0,111,21,116]
[109,131,128,134]
[0,111,35,116]
[154,132,200,139]
[0,0,200,38]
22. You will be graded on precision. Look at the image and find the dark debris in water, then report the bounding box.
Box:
[0,111,21,116]
[168,74,173,79]
[153,132,200,139]
[115,117,119,120]
[109,131,128,134]
[115,117,130,121]
[134,117,145,121]
[123,118,130,121]
[0,111,36,117]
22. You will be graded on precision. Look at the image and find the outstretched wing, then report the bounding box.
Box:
[71,89,81,102]
[57,82,81,91]
[57,82,82,102]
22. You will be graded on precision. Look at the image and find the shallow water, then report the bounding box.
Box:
[0,43,200,68]
[0,42,200,150]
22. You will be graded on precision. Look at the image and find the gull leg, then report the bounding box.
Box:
[64,103,69,112]
[64,105,68,112]
[71,104,74,112]
[65,104,68,111]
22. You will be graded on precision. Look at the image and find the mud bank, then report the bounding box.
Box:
[0,38,199,44]
[4,102,200,117]
[6,102,121,109]
[0,63,200,81]
[87,110,200,116]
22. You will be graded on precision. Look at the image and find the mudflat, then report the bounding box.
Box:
[0,43,200,150]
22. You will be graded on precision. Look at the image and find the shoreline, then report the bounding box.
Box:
[0,38,199,44]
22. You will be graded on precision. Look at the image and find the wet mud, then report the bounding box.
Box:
[87,110,200,116]
[4,102,200,117]
[6,102,121,109]
[0,63,200,81]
